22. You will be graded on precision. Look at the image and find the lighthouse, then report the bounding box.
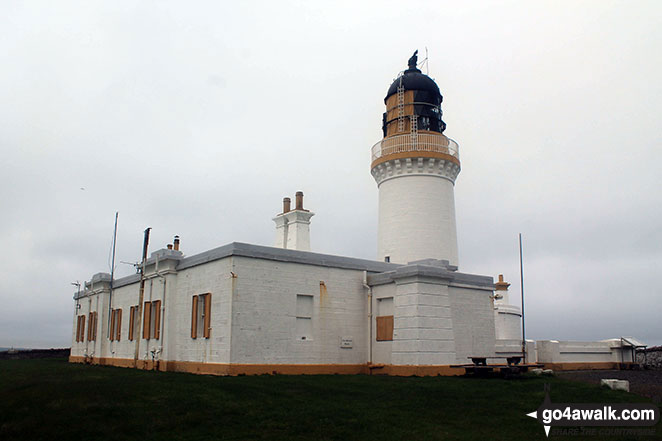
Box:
[371,51,461,266]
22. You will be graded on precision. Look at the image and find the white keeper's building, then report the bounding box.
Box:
[70,53,639,375]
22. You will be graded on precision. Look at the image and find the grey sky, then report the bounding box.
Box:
[1,0,660,348]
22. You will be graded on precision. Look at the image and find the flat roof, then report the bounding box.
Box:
[109,242,493,289]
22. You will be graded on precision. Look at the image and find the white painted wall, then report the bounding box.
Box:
[71,277,109,359]
[229,256,369,365]
[377,175,458,265]
[448,285,496,363]
[535,340,634,363]
[171,257,233,364]
[391,277,456,365]
[494,304,522,340]
[106,280,140,361]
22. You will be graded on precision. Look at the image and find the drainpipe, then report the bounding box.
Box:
[363,271,372,366]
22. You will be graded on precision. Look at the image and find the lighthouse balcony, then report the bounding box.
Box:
[371,132,460,164]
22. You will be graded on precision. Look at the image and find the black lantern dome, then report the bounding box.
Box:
[382,51,446,136]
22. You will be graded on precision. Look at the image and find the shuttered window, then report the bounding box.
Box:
[191,293,211,339]
[92,312,98,341]
[110,309,116,341]
[203,295,211,338]
[110,309,122,341]
[76,316,82,342]
[87,313,93,341]
[376,315,394,341]
[143,301,151,339]
[78,315,86,342]
[152,301,161,340]
[129,306,137,341]
[86,311,98,342]
[117,309,122,341]
[191,295,198,339]
[142,301,162,340]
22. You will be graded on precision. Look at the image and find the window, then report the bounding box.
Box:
[191,293,211,339]
[87,311,98,341]
[128,305,139,341]
[296,294,313,340]
[143,300,162,340]
[76,315,86,342]
[376,297,394,341]
[420,116,431,131]
[109,309,122,341]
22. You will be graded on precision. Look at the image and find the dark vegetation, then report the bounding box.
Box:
[0,348,70,359]
[0,358,658,441]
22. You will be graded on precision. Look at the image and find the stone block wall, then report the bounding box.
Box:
[637,347,662,369]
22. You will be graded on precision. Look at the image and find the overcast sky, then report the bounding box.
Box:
[1,1,660,349]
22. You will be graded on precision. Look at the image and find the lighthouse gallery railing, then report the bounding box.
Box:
[371,132,460,162]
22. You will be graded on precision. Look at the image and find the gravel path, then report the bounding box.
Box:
[557,369,662,403]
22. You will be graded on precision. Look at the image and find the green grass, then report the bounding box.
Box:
[0,358,658,441]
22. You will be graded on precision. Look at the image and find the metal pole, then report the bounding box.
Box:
[519,233,526,362]
[134,227,151,365]
[108,212,118,336]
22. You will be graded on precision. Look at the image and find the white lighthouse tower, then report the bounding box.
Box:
[371,51,461,265]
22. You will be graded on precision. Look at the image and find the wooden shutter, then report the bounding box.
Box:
[129,306,135,341]
[203,294,212,338]
[191,295,198,339]
[116,309,122,341]
[111,310,117,341]
[153,301,161,340]
[91,312,97,341]
[143,301,151,339]
[76,316,80,342]
[376,315,394,341]
[80,315,86,342]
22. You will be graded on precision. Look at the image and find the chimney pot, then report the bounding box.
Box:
[295,191,304,210]
[167,244,173,250]
[498,274,504,282]
[173,235,180,251]
[283,197,291,213]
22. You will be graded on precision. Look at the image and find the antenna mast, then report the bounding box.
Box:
[108,212,118,336]
[519,233,526,362]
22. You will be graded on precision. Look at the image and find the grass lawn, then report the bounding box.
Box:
[0,358,658,440]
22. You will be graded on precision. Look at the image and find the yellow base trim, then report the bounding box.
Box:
[69,357,636,376]
[69,356,466,376]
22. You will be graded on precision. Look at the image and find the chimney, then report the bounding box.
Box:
[173,235,180,251]
[273,191,314,251]
[167,244,173,250]
[494,274,511,303]
[295,191,304,210]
